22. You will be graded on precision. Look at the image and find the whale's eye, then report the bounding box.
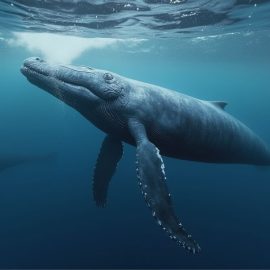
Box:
[104,73,114,81]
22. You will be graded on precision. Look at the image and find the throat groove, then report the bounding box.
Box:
[101,103,126,131]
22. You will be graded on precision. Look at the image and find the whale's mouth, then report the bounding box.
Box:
[21,58,91,90]
[21,59,56,88]
[21,63,81,89]
[20,57,101,105]
[21,66,45,79]
[21,58,86,91]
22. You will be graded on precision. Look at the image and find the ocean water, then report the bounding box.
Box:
[0,0,270,268]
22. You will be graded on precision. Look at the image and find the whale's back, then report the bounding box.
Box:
[140,87,270,166]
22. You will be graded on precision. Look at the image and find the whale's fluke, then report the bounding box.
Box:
[93,136,123,207]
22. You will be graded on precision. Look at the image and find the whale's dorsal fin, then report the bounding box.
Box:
[128,119,201,254]
[210,101,228,110]
[93,135,123,207]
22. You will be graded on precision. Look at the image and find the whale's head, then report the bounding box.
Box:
[21,57,131,127]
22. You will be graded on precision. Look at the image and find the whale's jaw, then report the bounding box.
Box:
[21,57,101,110]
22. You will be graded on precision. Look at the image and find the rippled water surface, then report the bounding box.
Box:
[1,0,270,37]
[0,0,270,269]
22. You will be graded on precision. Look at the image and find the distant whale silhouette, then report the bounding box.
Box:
[21,57,270,254]
[0,153,56,173]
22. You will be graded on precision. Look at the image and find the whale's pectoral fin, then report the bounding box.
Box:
[129,120,201,254]
[93,135,123,207]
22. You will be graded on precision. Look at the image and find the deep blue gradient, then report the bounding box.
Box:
[0,2,270,268]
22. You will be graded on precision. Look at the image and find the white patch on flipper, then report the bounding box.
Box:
[155,147,166,179]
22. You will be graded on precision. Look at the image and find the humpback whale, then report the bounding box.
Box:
[21,57,270,254]
[0,153,56,173]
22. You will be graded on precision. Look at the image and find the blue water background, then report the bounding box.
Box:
[0,10,270,269]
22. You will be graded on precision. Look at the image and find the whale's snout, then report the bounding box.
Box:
[21,57,102,108]
[24,56,42,64]
[21,57,43,71]
[21,57,53,79]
